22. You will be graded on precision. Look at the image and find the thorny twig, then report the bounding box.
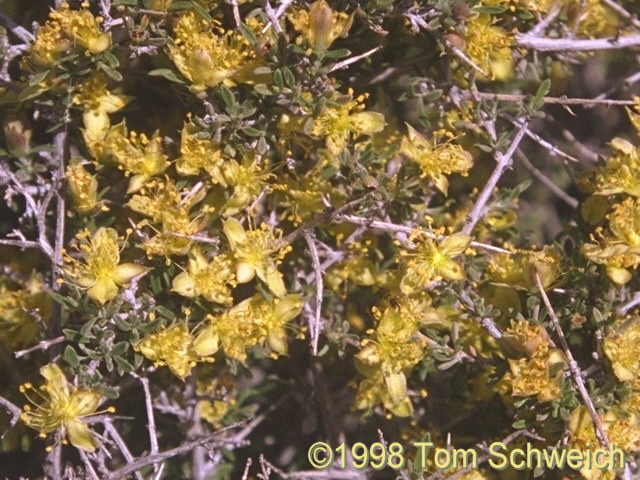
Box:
[0,11,34,43]
[14,336,66,359]
[329,46,382,72]
[462,121,529,235]
[470,91,637,107]
[102,421,145,480]
[227,0,242,28]
[334,214,513,254]
[617,292,640,316]
[601,0,640,29]
[79,449,100,480]
[515,149,579,209]
[105,421,249,480]
[304,231,323,356]
[505,116,579,164]
[0,394,22,437]
[516,33,640,51]
[534,271,610,449]
[262,0,289,34]
[528,3,563,37]
[131,373,160,472]
[445,40,489,77]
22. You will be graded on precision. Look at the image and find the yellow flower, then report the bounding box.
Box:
[582,199,640,285]
[399,125,473,195]
[193,294,303,360]
[172,247,236,305]
[603,317,640,384]
[593,137,640,197]
[168,12,259,91]
[311,91,386,154]
[137,324,201,379]
[500,321,564,402]
[223,218,290,297]
[400,231,471,294]
[0,273,51,349]
[354,303,427,417]
[64,228,149,304]
[74,73,130,142]
[277,162,346,225]
[465,13,513,81]
[487,245,563,291]
[288,0,353,54]
[20,364,108,452]
[127,178,210,257]
[221,155,273,216]
[29,2,110,66]
[66,159,99,214]
[176,121,226,182]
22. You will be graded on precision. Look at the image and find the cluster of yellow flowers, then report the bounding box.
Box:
[583,106,640,284]
[136,294,302,378]
[29,2,110,66]
[500,321,565,402]
[355,302,428,417]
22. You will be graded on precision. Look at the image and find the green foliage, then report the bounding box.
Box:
[2,0,640,479]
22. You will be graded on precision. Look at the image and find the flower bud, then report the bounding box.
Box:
[309,0,334,53]
[3,116,32,157]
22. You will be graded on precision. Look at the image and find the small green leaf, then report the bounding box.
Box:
[218,85,235,108]
[532,79,551,109]
[324,48,351,59]
[29,70,50,86]
[149,68,186,84]
[98,63,123,82]
[242,126,263,137]
[512,418,527,429]
[63,345,80,368]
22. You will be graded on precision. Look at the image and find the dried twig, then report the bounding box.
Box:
[445,40,489,77]
[334,214,513,254]
[131,373,160,472]
[470,91,637,107]
[616,292,640,316]
[528,3,563,37]
[0,11,34,43]
[504,117,579,163]
[462,121,529,235]
[516,33,640,51]
[515,149,579,208]
[227,0,242,27]
[0,394,22,436]
[79,449,100,480]
[304,231,323,356]
[329,46,382,72]
[534,271,610,449]
[261,0,294,34]
[14,336,66,359]
[105,421,248,480]
[601,0,640,29]
[103,421,145,480]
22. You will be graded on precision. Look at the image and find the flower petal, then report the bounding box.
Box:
[66,418,98,452]
[223,218,247,247]
[114,263,149,285]
[88,278,118,304]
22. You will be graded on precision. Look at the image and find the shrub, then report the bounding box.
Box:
[1,0,640,479]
